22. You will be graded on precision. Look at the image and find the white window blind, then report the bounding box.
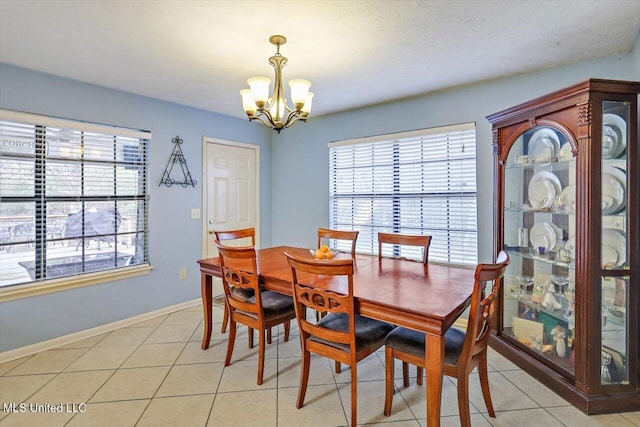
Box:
[0,109,150,287]
[329,123,478,266]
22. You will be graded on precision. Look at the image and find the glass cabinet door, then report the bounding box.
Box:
[600,100,630,386]
[502,125,576,377]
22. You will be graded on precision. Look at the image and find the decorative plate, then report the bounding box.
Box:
[528,128,560,162]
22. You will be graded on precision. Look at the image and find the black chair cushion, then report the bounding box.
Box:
[230,286,255,301]
[385,326,466,366]
[245,290,295,320]
[313,313,395,352]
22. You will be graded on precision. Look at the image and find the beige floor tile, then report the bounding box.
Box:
[396,376,472,419]
[96,327,155,347]
[161,310,203,326]
[65,399,149,427]
[278,383,348,427]
[489,408,564,426]
[90,366,170,402]
[8,349,88,375]
[120,342,186,368]
[277,335,302,358]
[155,363,223,397]
[0,356,31,376]
[217,358,279,392]
[29,370,113,403]
[136,394,214,427]
[501,370,570,408]
[144,324,198,344]
[0,407,74,427]
[129,314,167,328]
[419,413,493,427]
[546,406,638,426]
[208,389,277,427]
[468,371,539,413]
[369,420,422,427]
[64,345,137,371]
[620,411,640,425]
[56,333,107,349]
[217,331,279,362]
[333,352,385,383]
[0,374,55,405]
[486,348,519,372]
[174,340,224,365]
[276,354,336,388]
[337,379,414,425]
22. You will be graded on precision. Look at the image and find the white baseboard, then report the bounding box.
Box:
[0,298,201,364]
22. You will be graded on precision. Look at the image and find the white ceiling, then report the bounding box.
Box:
[1,1,639,120]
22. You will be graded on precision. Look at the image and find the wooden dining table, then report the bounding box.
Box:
[197,246,476,427]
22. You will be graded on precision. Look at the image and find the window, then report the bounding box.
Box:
[329,123,477,266]
[0,109,150,290]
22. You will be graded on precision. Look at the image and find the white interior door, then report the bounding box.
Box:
[203,138,259,259]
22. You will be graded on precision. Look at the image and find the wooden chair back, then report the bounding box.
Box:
[461,250,510,364]
[216,242,261,316]
[214,227,256,247]
[377,232,432,264]
[286,254,355,351]
[317,228,359,257]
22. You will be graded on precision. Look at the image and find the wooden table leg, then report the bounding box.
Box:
[425,333,444,426]
[200,272,212,350]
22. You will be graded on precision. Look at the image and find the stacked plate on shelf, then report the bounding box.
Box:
[602,114,627,159]
[528,129,560,163]
[529,222,563,252]
[601,166,627,214]
[528,171,562,210]
[602,228,626,268]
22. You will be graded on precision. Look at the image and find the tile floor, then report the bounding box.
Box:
[0,303,638,427]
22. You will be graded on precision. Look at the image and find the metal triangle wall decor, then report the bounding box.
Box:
[159,135,197,187]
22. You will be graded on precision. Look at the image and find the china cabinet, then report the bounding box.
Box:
[488,79,640,414]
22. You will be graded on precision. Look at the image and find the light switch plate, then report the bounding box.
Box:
[191,208,200,219]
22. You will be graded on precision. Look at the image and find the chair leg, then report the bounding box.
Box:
[384,347,394,416]
[225,319,237,366]
[335,361,341,374]
[456,373,472,427]
[350,363,357,427]
[402,361,409,387]
[416,366,423,386]
[297,350,311,408]
[284,320,291,342]
[221,302,229,333]
[257,329,265,385]
[248,327,254,348]
[267,327,272,344]
[479,352,496,417]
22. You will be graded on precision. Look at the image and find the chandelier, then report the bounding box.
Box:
[240,35,313,133]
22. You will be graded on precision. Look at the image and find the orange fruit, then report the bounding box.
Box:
[314,249,326,259]
[320,244,330,253]
[325,250,335,259]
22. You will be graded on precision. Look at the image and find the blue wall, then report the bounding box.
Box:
[0,64,272,351]
[1,33,638,352]
[270,46,640,261]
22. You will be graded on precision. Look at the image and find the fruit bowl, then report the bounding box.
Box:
[310,246,336,260]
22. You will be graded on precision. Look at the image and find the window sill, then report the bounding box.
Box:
[0,264,153,302]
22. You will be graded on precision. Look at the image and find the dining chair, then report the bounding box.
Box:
[378,232,432,265]
[383,251,510,427]
[317,227,359,258]
[378,232,432,383]
[285,252,395,427]
[214,228,256,333]
[216,242,296,385]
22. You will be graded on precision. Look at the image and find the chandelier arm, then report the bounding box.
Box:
[282,110,305,129]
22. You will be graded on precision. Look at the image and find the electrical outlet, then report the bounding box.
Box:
[191,208,200,219]
[179,268,187,280]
